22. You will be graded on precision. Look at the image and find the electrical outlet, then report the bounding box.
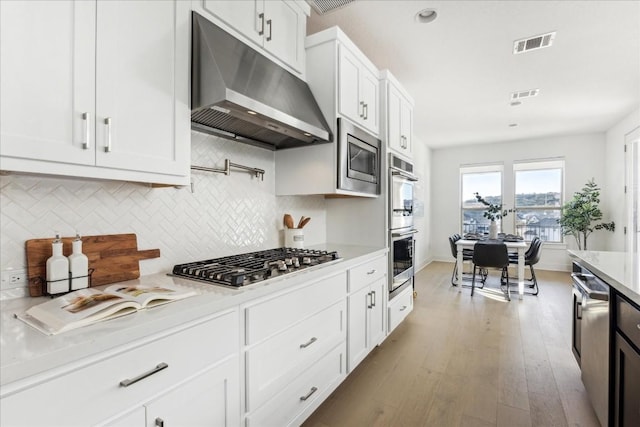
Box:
[1,268,27,290]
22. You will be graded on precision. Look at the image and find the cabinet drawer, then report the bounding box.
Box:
[616,294,640,347]
[245,272,347,345]
[1,310,239,426]
[388,285,413,333]
[246,300,346,411]
[349,256,387,292]
[246,344,346,427]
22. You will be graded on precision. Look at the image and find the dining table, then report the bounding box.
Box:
[455,238,529,299]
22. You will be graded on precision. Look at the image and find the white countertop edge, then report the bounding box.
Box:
[0,244,387,390]
[567,250,640,307]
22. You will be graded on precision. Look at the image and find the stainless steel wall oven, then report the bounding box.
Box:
[389,154,418,299]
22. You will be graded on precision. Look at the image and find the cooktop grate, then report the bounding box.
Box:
[171,247,341,288]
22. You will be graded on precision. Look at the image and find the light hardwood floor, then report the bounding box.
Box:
[303,261,600,427]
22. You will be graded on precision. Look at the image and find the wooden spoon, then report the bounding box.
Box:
[299,217,311,228]
[297,216,306,229]
[283,214,294,229]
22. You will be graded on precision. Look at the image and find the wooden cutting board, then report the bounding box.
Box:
[26,233,160,297]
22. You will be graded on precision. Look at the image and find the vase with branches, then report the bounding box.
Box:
[558,179,615,250]
[474,193,512,238]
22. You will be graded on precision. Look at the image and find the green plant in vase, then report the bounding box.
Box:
[474,193,512,239]
[558,179,615,250]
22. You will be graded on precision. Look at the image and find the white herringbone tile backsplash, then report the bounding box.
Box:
[0,132,327,275]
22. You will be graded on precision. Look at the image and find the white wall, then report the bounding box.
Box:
[604,108,640,251]
[430,133,607,272]
[0,132,327,275]
[413,137,431,271]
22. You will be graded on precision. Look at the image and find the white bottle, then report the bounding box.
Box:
[69,233,89,290]
[46,233,69,294]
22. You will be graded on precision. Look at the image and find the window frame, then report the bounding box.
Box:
[460,164,504,235]
[512,159,565,243]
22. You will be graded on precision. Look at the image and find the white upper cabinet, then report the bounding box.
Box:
[0,0,191,186]
[305,27,380,138]
[382,70,414,158]
[338,45,380,135]
[0,1,96,166]
[198,0,308,75]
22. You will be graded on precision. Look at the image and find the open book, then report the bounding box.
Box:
[18,283,197,335]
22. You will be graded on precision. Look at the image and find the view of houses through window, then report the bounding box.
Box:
[460,160,564,242]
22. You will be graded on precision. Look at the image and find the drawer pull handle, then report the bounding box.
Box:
[400,305,408,311]
[119,362,168,387]
[300,386,318,401]
[300,337,318,349]
[155,418,164,427]
[367,269,376,275]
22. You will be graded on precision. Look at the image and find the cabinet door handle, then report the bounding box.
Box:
[119,362,168,387]
[300,386,318,401]
[367,291,372,309]
[359,101,365,118]
[400,305,408,311]
[371,290,376,307]
[266,19,272,41]
[104,117,112,153]
[155,418,164,427]
[300,337,317,349]
[258,13,265,35]
[82,112,90,149]
[367,269,376,275]
[363,103,368,120]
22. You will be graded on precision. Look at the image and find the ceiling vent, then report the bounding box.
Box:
[307,0,356,15]
[511,89,540,101]
[513,31,556,54]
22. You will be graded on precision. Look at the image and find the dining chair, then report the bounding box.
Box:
[471,241,510,300]
[502,237,542,295]
[448,234,480,287]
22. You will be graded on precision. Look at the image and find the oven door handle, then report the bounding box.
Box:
[392,229,419,237]
[391,169,418,181]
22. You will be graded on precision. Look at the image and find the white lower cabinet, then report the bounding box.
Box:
[243,271,348,426]
[0,310,240,427]
[388,285,414,334]
[347,256,387,372]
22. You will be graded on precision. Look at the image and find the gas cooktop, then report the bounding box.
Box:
[171,247,341,288]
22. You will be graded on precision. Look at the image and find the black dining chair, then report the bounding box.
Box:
[502,237,542,295]
[471,241,511,300]
[448,234,480,287]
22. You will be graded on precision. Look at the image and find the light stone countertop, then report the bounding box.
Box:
[0,244,387,390]
[568,250,640,306]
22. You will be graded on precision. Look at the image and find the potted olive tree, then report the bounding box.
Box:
[558,179,615,250]
[474,193,511,239]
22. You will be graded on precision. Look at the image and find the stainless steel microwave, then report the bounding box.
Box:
[337,118,381,195]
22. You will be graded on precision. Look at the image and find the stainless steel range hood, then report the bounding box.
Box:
[191,12,332,150]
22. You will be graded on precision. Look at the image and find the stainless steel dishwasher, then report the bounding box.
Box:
[571,262,610,427]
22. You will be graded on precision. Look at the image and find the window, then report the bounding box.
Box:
[513,160,564,242]
[460,165,503,235]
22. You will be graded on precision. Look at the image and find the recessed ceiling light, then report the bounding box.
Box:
[247,110,257,115]
[509,123,518,127]
[416,8,437,23]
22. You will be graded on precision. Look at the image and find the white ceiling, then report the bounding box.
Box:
[306,0,640,149]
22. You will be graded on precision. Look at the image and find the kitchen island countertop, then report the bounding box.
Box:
[568,250,639,306]
[0,243,387,389]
